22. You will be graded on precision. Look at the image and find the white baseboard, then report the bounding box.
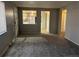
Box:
[65,36,79,46]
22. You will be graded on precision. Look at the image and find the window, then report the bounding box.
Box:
[22,10,37,24]
[0,2,7,35]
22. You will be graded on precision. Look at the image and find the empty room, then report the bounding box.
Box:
[0,1,79,57]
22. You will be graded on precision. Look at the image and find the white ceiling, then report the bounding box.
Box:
[11,1,78,8]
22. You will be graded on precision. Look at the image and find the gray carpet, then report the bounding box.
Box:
[4,37,79,57]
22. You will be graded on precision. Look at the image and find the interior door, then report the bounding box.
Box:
[18,9,41,35]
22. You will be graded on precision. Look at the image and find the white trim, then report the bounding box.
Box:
[65,36,79,46]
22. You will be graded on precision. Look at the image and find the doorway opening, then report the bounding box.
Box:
[60,8,67,37]
[41,11,50,34]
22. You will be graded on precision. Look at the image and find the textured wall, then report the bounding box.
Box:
[65,2,79,45]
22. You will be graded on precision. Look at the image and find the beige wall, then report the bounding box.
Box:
[0,2,17,56]
[65,2,79,45]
